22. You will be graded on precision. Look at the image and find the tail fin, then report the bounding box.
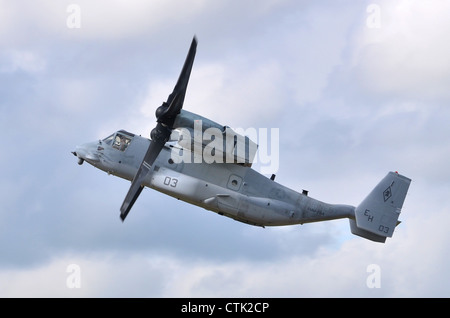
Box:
[350,171,411,243]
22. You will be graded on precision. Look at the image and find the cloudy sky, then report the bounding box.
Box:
[1,0,450,298]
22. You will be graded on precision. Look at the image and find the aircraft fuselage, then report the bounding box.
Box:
[75,131,355,227]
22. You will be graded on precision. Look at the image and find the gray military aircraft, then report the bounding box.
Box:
[73,37,411,243]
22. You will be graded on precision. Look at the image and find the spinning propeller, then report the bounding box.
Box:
[120,37,197,221]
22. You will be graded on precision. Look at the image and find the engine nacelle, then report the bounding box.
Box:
[171,109,258,166]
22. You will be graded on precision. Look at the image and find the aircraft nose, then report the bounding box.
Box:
[72,143,99,165]
[72,145,86,165]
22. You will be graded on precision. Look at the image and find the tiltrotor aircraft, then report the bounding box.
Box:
[73,37,411,243]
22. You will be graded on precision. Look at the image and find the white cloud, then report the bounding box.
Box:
[136,59,285,136]
[0,0,297,46]
[351,0,450,100]
[0,0,204,43]
[72,0,207,40]
[187,61,285,127]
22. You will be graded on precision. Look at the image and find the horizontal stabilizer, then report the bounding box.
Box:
[349,219,386,243]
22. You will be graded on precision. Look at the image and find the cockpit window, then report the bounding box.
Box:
[112,132,131,151]
[102,131,133,151]
[103,134,114,146]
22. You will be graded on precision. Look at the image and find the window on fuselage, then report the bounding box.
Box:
[103,134,114,146]
[112,132,132,151]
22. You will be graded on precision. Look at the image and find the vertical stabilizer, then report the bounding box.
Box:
[351,172,411,242]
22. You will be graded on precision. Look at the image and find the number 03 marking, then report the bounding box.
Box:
[163,176,178,188]
[378,225,389,233]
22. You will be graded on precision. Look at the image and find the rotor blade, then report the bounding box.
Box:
[119,137,165,221]
[120,37,197,221]
[159,36,197,124]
